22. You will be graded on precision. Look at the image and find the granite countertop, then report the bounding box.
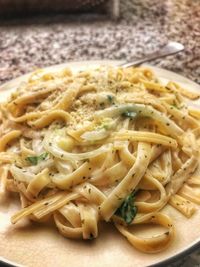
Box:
[0,0,200,85]
[0,0,200,266]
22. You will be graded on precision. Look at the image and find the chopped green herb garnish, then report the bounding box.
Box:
[89,233,94,240]
[26,152,48,165]
[107,95,114,103]
[102,124,110,130]
[171,103,180,109]
[115,191,137,224]
[121,111,137,119]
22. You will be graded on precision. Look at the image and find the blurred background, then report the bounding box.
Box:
[0,0,200,86]
[0,0,199,85]
[0,0,200,266]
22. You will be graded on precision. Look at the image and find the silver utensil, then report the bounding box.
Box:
[120,41,184,68]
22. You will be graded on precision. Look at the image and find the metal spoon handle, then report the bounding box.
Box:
[120,42,184,68]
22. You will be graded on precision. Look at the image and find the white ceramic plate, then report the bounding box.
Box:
[0,61,200,267]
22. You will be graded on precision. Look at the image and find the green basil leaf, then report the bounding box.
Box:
[26,152,48,165]
[115,190,137,224]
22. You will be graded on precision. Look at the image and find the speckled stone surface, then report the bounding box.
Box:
[0,0,200,85]
[0,0,200,266]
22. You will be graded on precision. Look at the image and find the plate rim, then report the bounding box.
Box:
[0,60,200,267]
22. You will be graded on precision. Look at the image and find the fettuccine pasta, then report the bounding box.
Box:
[0,65,200,253]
